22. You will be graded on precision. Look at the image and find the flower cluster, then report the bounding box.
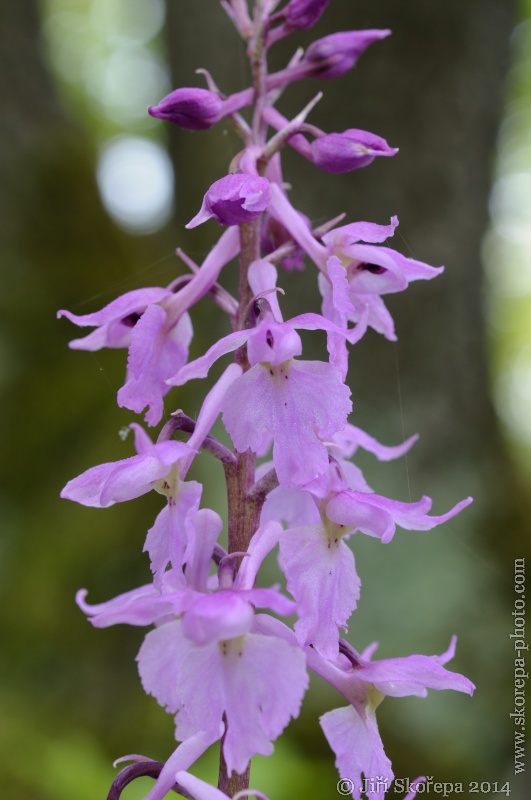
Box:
[59,2,474,799]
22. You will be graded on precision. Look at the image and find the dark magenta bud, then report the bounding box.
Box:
[186,174,272,228]
[148,87,223,130]
[311,129,398,173]
[304,29,391,79]
[286,0,331,30]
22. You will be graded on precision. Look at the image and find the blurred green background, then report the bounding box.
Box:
[1,0,531,798]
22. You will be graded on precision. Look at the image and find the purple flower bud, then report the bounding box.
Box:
[148,87,224,130]
[286,0,331,30]
[186,174,271,228]
[304,29,391,79]
[311,129,398,173]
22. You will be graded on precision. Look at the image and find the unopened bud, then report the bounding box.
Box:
[304,29,391,79]
[286,0,331,31]
[148,87,223,130]
[311,129,398,173]
[186,174,271,228]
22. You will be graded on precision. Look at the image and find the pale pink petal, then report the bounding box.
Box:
[57,288,171,329]
[318,263,352,377]
[137,620,194,714]
[322,217,399,249]
[339,245,438,299]
[143,731,222,800]
[360,641,380,661]
[223,360,351,488]
[260,485,320,528]
[99,444,187,506]
[57,287,172,350]
[253,429,274,457]
[339,460,373,493]
[319,227,444,342]
[174,773,229,800]
[167,329,250,386]
[434,634,457,665]
[327,490,471,544]
[130,424,191,468]
[391,495,473,530]
[185,363,243,470]
[144,505,179,586]
[161,627,307,775]
[320,705,393,800]
[348,293,396,340]
[308,635,474,704]
[325,491,396,541]
[60,459,143,508]
[271,358,354,487]
[290,308,362,375]
[325,256,354,323]
[173,641,226,739]
[116,303,165,422]
[221,633,308,775]
[176,771,269,800]
[248,259,284,321]
[61,454,162,508]
[76,586,181,628]
[356,636,475,698]
[118,306,193,426]
[301,458,349,499]
[235,520,284,591]
[131,422,157,456]
[342,491,473,534]
[279,524,360,658]
[222,366,273,456]
[334,423,418,461]
[268,183,328,270]
[67,325,126,351]
[144,480,202,584]
[350,243,444,292]
[61,429,191,509]
[241,587,297,618]
[288,311,357,342]
[357,651,475,698]
[251,613,300,646]
[165,226,240,321]
[184,508,223,593]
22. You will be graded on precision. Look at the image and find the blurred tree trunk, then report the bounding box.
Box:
[0,1,176,791]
